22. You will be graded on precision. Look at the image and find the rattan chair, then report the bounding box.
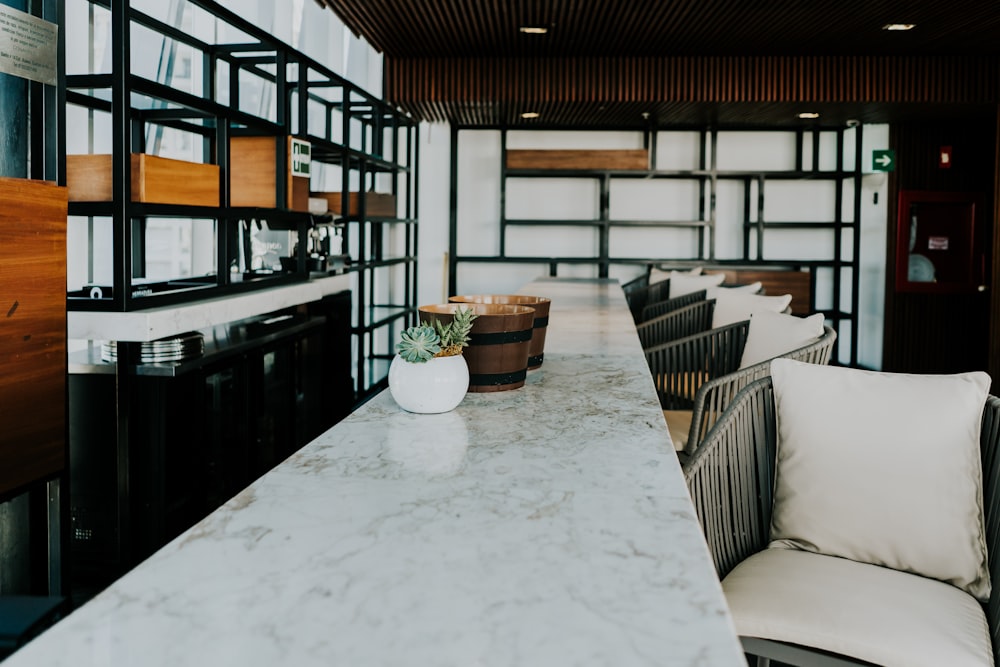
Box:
[625,278,671,323]
[637,289,707,323]
[684,377,1000,666]
[636,299,716,349]
[621,272,650,308]
[645,322,835,459]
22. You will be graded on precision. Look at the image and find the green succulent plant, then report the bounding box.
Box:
[396,306,479,362]
[396,325,441,363]
[434,306,478,356]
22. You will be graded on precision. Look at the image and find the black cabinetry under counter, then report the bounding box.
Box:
[68,292,353,593]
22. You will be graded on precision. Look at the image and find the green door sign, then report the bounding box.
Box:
[872,149,895,172]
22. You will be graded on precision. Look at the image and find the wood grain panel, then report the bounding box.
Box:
[707,269,812,315]
[385,55,999,126]
[230,137,310,212]
[66,154,220,206]
[506,149,648,170]
[991,106,1000,392]
[0,177,67,497]
[324,0,1000,59]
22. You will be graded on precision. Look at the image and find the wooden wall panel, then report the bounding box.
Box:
[881,118,995,375]
[386,55,1000,125]
[0,177,68,498]
[992,107,1000,390]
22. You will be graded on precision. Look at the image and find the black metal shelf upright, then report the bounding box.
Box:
[66,0,419,403]
[293,67,419,402]
[450,125,862,365]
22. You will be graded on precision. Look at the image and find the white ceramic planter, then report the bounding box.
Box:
[388,353,470,414]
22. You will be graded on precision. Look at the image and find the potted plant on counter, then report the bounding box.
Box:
[388,306,478,413]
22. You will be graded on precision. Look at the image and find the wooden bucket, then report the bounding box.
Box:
[449,295,551,369]
[419,303,535,392]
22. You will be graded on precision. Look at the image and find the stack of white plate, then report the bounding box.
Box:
[101,331,204,363]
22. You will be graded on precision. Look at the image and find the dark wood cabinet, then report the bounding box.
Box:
[68,294,352,588]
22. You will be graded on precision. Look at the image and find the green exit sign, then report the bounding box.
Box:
[872,149,895,172]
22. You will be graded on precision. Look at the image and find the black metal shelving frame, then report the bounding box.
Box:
[62,0,418,591]
[66,0,419,402]
[449,124,863,366]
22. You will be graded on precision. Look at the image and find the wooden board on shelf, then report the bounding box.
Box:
[312,191,397,217]
[506,149,649,170]
[66,154,220,206]
[0,176,67,497]
[230,136,310,212]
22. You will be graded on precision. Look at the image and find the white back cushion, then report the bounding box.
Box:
[769,359,992,600]
[668,272,724,298]
[649,266,701,284]
[711,290,791,328]
[738,310,824,369]
[706,281,762,296]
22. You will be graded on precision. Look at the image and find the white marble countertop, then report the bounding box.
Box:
[67,274,351,342]
[16,277,744,667]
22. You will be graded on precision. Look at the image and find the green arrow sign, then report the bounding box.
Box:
[872,149,895,172]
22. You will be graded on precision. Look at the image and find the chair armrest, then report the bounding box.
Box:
[979,395,1000,666]
[644,320,748,410]
[684,377,777,578]
[686,361,773,456]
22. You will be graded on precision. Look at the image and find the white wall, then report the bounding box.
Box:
[416,124,890,369]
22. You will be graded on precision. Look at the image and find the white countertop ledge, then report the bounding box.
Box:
[67,274,351,342]
[19,277,743,667]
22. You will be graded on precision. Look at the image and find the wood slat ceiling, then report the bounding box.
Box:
[319,0,1000,127]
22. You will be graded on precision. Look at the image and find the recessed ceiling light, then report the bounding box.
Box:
[519,26,548,34]
[521,111,540,119]
[797,112,820,119]
[882,23,916,31]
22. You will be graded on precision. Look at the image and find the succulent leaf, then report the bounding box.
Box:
[424,306,478,356]
[448,306,477,349]
[396,325,441,363]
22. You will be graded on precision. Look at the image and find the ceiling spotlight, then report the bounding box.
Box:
[519,26,548,34]
[797,112,820,119]
[882,23,916,31]
[521,111,540,119]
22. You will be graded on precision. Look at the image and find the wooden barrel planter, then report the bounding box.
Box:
[419,303,535,392]
[449,295,551,369]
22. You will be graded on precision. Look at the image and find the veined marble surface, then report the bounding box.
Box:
[17,277,744,667]
[67,274,351,342]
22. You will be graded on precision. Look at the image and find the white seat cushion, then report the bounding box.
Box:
[711,290,792,328]
[723,549,993,667]
[737,310,824,369]
[769,359,992,600]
